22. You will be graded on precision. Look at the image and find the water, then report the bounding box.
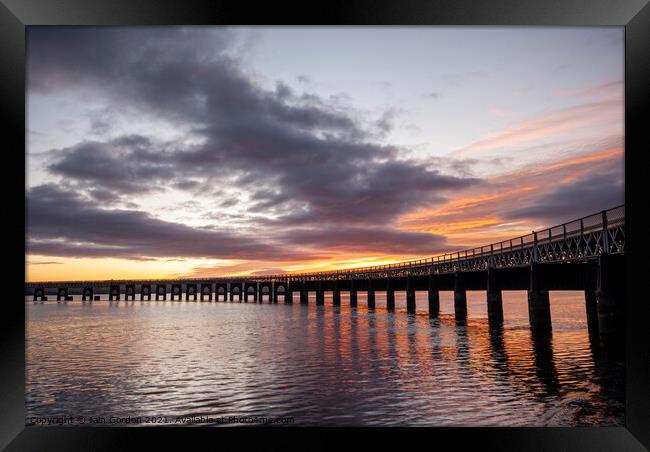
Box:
[25,291,624,426]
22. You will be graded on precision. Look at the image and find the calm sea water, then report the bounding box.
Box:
[25,291,624,426]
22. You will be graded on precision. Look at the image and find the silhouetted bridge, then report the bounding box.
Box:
[26,205,625,344]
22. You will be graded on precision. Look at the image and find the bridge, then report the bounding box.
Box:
[26,205,625,345]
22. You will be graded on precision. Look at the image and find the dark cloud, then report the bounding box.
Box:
[26,184,312,261]
[503,170,624,223]
[280,226,450,255]
[28,28,485,264]
[33,28,479,216]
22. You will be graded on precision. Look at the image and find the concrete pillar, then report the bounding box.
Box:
[171,284,182,301]
[486,269,503,325]
[406,276,416,314]
[285,284,293,304]
[125,284,135,301]
[200,284,212,301]
[109,285,120,301]
[316,281,324,305]
[583,269,599,337]
[350,279,357,307]
[33,288,45,302]
[57,287,69,302]
[185,284,197,301]
[156,285,166,301]
[386,278,395,311]
[454,272,467,321]
[333,281,341,306]
[428,274,439,318]
[527,263,551,330]
[367,279,375,309]
[596,255,624,349]
[253,283,259,303]
[141,285,152,301]
[300,284,308,304]
[82,287,93,302]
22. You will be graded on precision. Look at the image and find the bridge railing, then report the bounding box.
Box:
[273,204,625,281]
[25,205,625,288]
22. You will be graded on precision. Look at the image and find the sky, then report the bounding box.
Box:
[25,26,624,282]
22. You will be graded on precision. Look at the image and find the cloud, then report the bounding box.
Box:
[503,170,624,223]
[280,226,449,255]
[25,184,313,261]
[30,27,481,243]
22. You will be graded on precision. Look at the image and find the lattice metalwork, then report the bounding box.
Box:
[25,205,625,289]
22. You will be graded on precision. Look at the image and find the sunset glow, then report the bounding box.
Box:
[26,27,624,281]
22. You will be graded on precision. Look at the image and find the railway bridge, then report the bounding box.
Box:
[26,206,626,346]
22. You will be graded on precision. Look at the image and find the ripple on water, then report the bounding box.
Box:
[25,292,624,426]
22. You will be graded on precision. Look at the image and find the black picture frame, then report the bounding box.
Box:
[2,0,648,450]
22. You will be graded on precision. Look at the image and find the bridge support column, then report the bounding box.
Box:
[109,285,120,301]
[125,284,135,301]
[406,276,416,314]
[300,284,308,304]
[141,285,152,301]
[316,281,324,305]
[428,274,439,318]
[583,269,599,337]
[185,284,197,301]
[57,287,69,302]
[386,278,395,311]
[156,285,166,301]
[596,255,624,350]
[454,272,467,321]
[82,287,93,302]
[486,269,503,325]
[367,279,375,309]
[253,284,259,303]
[333,281,341,306]
[350,280,357,307]
[527,263,551,330]
[200,284,212,301]
[33,288,45,302]
[171,284,182,301]
[285,285,293,304]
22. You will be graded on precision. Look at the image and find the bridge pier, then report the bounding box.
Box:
[171,284,182,301]
[367,279,375,309]
[454,272,467,321]
[596,254,624,351]
[285,285,293,303]
[386,278,395,311]
[33,287,45,302]
[527,263,552,330]
[486,269,503,325]
[125,284,135,301]
[82,287,93,302]
[200,284,212,301]
[141,284,152,301]
[316,281,324,305]
[300,284,308,304]
[428,274,439,318]
[406,276,416,314]
[350,280,357,307]
[156,284,166,301]
[333,281,341,306]
[109,285,120,301]
[583,270,599,337]
[186,284,197,301]
[57,287,69,302]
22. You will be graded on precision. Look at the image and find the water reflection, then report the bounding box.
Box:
[26,292,624,426]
